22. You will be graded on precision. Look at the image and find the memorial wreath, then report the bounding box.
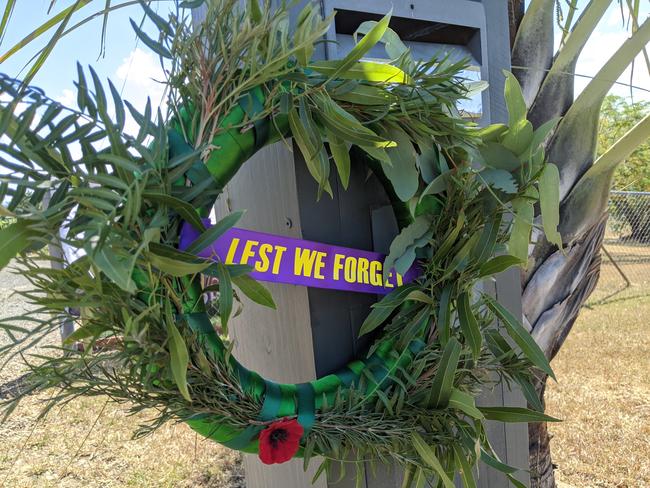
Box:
[0,1,562,486]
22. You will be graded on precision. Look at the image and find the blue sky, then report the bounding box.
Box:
[0,0,648,123]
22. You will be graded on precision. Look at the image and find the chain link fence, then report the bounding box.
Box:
[590,190,650,304]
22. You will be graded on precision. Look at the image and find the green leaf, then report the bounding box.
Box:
[0,0,16,45]
[419,173,448,199]
[325,128,351,188]
[471,212,501,264]
[538,163,562,247]
[0,220,34,270]
[383,126,419,201]
[309,60,411,83]
[480,448,518,474]
[321,12,391,82]
[232,274,276,309]
[478,142,521,172]
[331,84,397,106]
[477,123,508,142]
[316,95,391,147]
[148,251,210,277]
[529,117,560,154]
[411,432,455,488]
[355,21,409,61]
[185,211,244,255]
[247,0,262,22]
[383,216,431,280]
[478,255,525,278]
[479,168,518,194]
[130,18,171,58]
[503,70,527,126]
[478,406,560,423]
[166,319,191,402]
[483,294,555,380]
[63,322,106,344]
[458,292,482,361]
[359,283,418,336]
[89,246,137,294]
[425,337,461,408]
[437,284,452,345]
[140,0,172,36]
[453,444,477,488]
[501,119,533,155]
[507,198,534,262]
[216,262,233,335]
[448,389,484,419]
[143,192,206,233]
[513,373,544,412]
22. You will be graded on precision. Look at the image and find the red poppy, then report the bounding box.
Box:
[258,418,304,465]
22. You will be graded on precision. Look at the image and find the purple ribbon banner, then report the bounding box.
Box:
[179,222,419,295]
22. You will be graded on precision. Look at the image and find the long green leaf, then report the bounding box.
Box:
[0,0,91,64]
[359,283,418,336]
[538,163,562,247]
[478,255,525,278]
[478,406,560,423]
[185,211,244,254]
[148,251,210,277]
[425,337,461,408]
[216,262,233,335]
[0,0,16,45]
[503,70,527,126]
[411,432,455,488]
[232,274,276,309]
[0,220,35,270]
[458,292,481,360]
[322,12,391,82]
[309,60,411,84]
[166,319,191,402]
[448,389,483,419]
[483,294,555,380]
[453,444,477,488]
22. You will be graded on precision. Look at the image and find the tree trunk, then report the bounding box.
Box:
[524,215,607,488]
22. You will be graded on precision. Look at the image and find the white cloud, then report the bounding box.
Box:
[115,47,168,132]
[56,88,76,108]
[573,5,650,102]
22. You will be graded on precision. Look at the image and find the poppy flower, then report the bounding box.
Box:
[258,418,304,465]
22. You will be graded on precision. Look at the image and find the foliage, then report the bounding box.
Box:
[598,95,650,192]
[0,1,561,487]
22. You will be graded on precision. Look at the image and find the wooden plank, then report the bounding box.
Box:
[214,142,328,488]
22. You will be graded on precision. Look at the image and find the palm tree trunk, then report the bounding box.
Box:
[524,215,607,488]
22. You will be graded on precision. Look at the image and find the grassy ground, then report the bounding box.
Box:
[546,293,650,487]
[0,265,243,488]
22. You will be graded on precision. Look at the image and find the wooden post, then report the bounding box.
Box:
[202,1,530,487]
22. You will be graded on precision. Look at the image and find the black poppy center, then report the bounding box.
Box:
[269,428,288,447]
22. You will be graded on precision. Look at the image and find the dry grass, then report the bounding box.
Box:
[546,293,650,488]
[0,266,244,488]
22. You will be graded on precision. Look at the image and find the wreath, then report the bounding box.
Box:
[0,1,561,486]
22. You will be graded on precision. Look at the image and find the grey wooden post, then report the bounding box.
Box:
[43,189,75,343]
[203,2,529,487]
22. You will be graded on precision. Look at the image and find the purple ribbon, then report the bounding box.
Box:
[180,220,419,295]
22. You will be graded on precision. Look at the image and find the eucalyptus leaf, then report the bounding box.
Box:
[458,292,481,361]
[538,163,562,247]
[166,319,191,402]
[232,274,276,309]
[483,294,555,380]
